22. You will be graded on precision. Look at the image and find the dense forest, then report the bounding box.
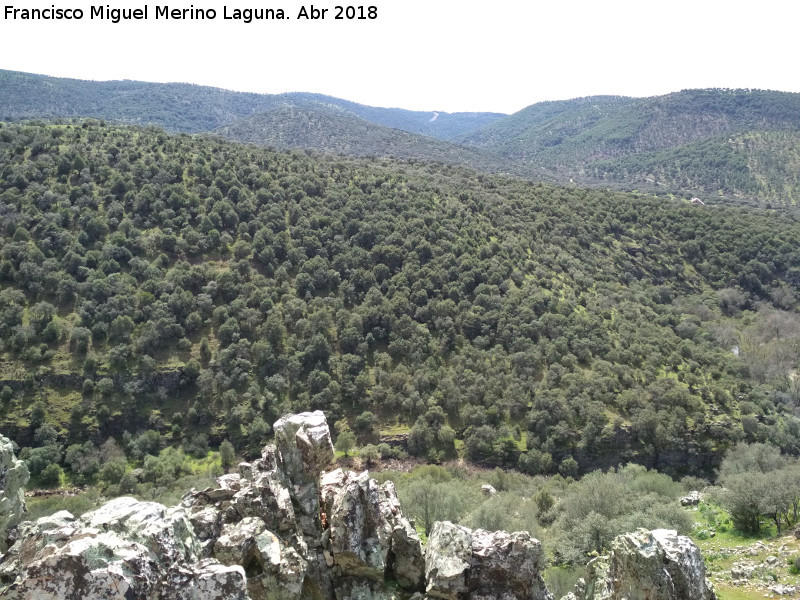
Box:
[3,71,800,205]
[0,70,502,139]
[2,120,800,493]
[213,106,536,179]
[460,89,800,205]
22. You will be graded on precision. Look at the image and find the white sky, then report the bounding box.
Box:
[1,0,798,114]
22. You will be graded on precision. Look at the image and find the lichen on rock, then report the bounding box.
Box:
[425,521,552,600]
[0,435,29,553]
[563,528,717,600]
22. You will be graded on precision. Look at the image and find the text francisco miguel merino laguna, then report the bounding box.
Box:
[4,5,294,23]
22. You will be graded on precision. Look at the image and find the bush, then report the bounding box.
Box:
[99,460,127,486]
[359,444,379,466]
[39,463,63,486]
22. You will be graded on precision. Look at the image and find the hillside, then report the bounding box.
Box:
[2,121,800,489]
[593,130,800,205]
[4,71,800,205]
[462,89,800,204]
[214,106,544,178]
[0,70,504,140]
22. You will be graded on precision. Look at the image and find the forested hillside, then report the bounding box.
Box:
[462,89,800,204]
[215,106,540,178]
[2,121,800,490]
[0,70,503,139]
[4,71,800,205]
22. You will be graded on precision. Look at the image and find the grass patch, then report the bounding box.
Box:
[25,489,105,521]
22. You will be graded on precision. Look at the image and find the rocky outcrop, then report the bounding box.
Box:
[425,521,552,600]
[320,469,425,594]
[563,529,717,600]
[0,501,248,599]
[0,411,425,599]
[180,411,336,600]
[0,414,720,600]
[0,435,28,552]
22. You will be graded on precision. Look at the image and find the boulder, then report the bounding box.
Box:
[425,522,473,599]
[481,484,497,497]
[564,529,717,600]
[0,435,29,552]
[425,521,551,600]
[320,469,424,592]
[679,491,701,506]
[469,529,551,600]
[274,411,334,486]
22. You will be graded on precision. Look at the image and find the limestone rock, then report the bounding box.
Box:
[0,500,247,600]
[274,411,334,486]
[481,484,497,497]
[425,521,551,600]
[679,491,701,506]
[469,529,550,600]
[321,469,425,593]
[0,435,29,552]
[566,529,717,600]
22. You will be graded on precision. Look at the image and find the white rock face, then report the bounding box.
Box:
[0,435,29,552]
[563,529,717,600]
[425,521,552,600]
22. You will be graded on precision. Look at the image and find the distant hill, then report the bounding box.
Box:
[3,71,800,204]
[214,106,546,179]
[0,70,504,140]
[461,89,800,204]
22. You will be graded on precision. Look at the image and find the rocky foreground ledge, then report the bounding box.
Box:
[0,413,715,599]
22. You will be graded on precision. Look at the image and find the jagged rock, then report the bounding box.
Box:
[425,521,551,600]
[0,435,28,552]
[382,480,426,590]
[213,518,308,600]
[0,500,247,599]
[80,497,200,565]
[274,411,334,541]
[679,491,701,506]
[565,529,716,600]
[320,469,425,592]
[469,529,551,600]
[0,411,722,600]
[214,516,268,565]
[274,411,334,486]
[425,522,473,599]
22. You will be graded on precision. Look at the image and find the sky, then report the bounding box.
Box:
[1,0,798,114]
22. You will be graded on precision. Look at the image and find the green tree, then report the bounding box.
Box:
[220,440,235,472]
[335,431,356,457]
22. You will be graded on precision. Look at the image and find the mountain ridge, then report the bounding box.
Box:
[0,69,505,139]
[2,70,800,203]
